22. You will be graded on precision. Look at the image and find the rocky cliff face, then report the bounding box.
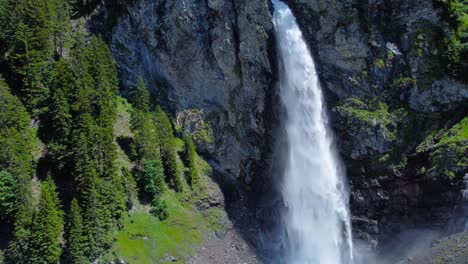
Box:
[109,0,278,196]
[90,0,466,259]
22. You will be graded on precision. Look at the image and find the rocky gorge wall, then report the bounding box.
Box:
[87,0,467,259]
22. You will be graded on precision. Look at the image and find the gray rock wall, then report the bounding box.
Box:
[110,0,277,189]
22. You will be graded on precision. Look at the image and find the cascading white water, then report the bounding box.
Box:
[450,174,468,233]
[272,1,353,263]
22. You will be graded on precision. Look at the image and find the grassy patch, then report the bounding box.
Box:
[114,97,134,138]
[104,191,209,264]
[103,135,219,263]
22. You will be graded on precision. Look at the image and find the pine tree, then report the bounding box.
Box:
[0,0,21,57]
[29,177,64,264]
[46,0,73,57]
[85,36,118,179]
[0,79,35,264]
[133,112,160,160]
[0,170,18,219]
[130,77,150,112]
[14,0,54,114]
[154,107,183,191]
[184,136,199,188]
[137,158,165,199]
[47,58,74,168]
[67,198,87,264]
[121,167,137,210]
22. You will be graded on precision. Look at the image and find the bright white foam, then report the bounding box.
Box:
[272,1,353,263]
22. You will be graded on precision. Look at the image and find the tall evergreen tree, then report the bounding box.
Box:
[0,0,21,58]
[0,170,18,219]
[0,79,35,264]
[154,107,183,191]
[29,177,64,264]
[14,0,54,114]
[130,77,150,113]
[46,0,73,57]
[67,198,87,264]
[67,198,88,264]
[184,136,199,188]
[85,36,118,179]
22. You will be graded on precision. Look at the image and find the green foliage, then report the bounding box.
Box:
[0,79,35,264]
[46,0,73,56]
[183,136,199,188]
[336,98,407,142]
[375,58,386,69]
[150,198,169,220]
[435,0,468,80]
[106,191,207,264]
[0,0,21,57]
[130,77,151,112]
[14,0,55,114]
[132,112,160,160]
[392,76,416,88]
[417,116,468,178]
[29,177,64,264]
[121,167,137,210]
[0,170,18,219]
[175,108,214,145]
[136,159,165,200]
[0,79,36,178]
[437,116,468,146]
[154,107,184,192]
[67,198,87,264]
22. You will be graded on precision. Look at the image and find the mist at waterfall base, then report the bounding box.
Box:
[272,1,353,263]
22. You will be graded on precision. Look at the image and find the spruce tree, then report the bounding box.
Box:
[0,170,17,219]
[15,0,54,114]
[46,0,73,56]
[154,107,183,191]
[130,77,150,112]
[0,79,35,264]
[184,136,199,188]
[67,198,87,264]
[29,177,64,264]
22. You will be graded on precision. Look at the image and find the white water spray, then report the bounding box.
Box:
[272,1,353,263]
[450,174,468,233]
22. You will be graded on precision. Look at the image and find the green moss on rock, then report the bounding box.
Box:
[337,98,405,142]
[175,109,214,147]
[419,117,468,178]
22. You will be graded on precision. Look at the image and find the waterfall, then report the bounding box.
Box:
[450,174,468,233]
[272,1,353,263]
